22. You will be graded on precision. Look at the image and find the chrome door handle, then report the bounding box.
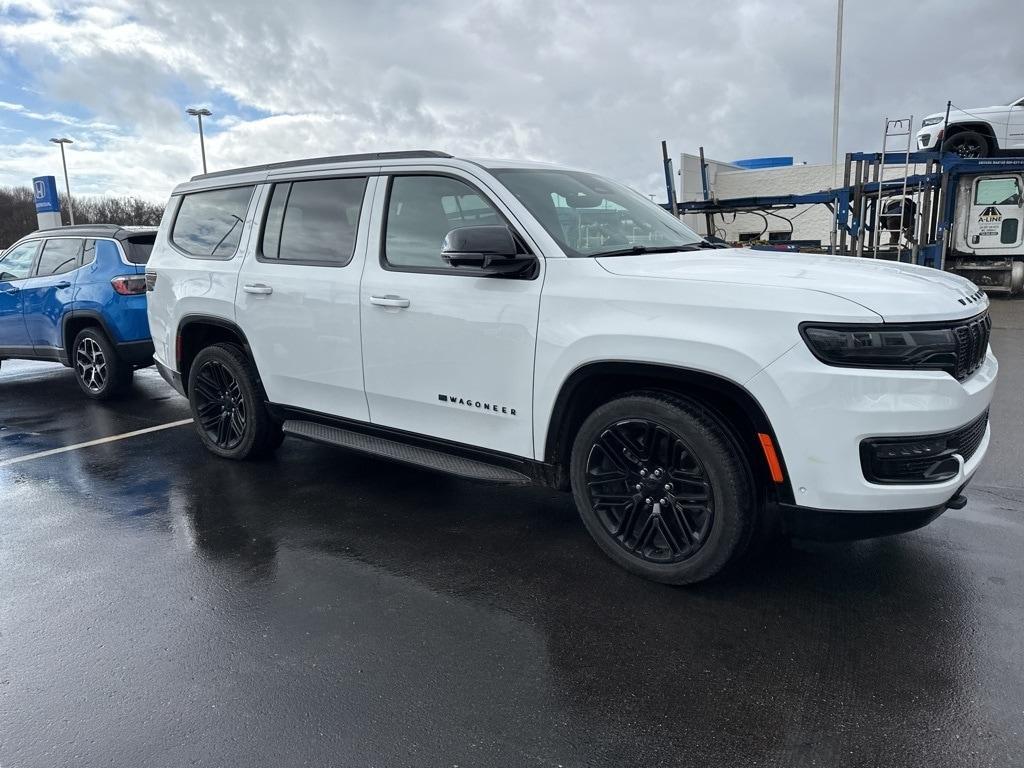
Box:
[369,295,410,308]
[243,283,273,295]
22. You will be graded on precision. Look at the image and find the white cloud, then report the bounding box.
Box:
[0,0,1022,201]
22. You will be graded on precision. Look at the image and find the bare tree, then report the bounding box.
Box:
[0,186,165,249]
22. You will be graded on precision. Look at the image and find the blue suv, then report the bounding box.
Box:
[0,225,156,399]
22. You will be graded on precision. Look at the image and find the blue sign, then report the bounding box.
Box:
[32,176,61,214]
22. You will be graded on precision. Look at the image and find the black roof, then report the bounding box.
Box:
[190,150,453,181]
[16,224,157,243]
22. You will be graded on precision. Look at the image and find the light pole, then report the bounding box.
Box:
[831,0,844,186]
[186,107,212,174]
[829,0,845,254]
[49,137,75,225]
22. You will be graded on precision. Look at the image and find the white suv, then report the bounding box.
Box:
[146,150,997,584]
[917,96,1024,157]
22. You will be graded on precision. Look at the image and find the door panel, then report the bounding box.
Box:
[0,240,39,353]
[235,176,378,421]
[21,238,82,355]
[1008,105,1024,149]
[967,175,1023,251]
[359,173,542,458]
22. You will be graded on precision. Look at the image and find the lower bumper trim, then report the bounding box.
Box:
[116,339,156,367]
[155,359,185,397]
[778,484,968,541]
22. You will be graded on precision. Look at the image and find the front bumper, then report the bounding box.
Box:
[779,483,968,541]
[747,341,997,513]
[917,126,942,150]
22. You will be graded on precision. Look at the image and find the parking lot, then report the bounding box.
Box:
[0,302,1021,768]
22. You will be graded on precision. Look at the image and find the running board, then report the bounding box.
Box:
[282,420,532,485]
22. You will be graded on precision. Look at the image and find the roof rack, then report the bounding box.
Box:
[191,150,454,181]
[35,223,123,235]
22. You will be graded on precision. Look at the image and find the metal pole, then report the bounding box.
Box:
[831,0,844,187]
[698,146,713,238]
[59,142,74,225]
[660,140,678,217]
[197,113,208,174]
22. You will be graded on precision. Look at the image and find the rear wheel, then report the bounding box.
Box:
[570,392,756,584]
[73,327,132,400]
[188,343,281,460]
[941,130,990,159]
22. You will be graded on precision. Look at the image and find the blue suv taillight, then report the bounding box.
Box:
[110,275,147,295]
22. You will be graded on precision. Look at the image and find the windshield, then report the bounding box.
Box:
[491,168,703,257]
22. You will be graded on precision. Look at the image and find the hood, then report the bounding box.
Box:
[595,248,987,323]
[923,104,1009,124]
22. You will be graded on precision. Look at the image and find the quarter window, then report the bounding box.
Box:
[36,238,83,277]
[171,186,255,258]
[0,241,39,281]
[384,175,504,269]
[260,177,367,265]
[82,239,97,268]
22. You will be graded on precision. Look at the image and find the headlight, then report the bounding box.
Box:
[800,323,958,371]
[921,116,944,127]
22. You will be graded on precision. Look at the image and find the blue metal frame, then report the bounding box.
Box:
[671,152,1024,267]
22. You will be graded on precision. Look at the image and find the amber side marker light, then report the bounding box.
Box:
[757,433,785,484]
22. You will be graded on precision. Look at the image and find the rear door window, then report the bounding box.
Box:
[36,239,83,277]
[171,186,255,258]
[260,177,367,265]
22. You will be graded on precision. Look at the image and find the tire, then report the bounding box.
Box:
[570,392,756,585]
[941,130,990,159]
[72,327,132,400]
[187,343,281,460]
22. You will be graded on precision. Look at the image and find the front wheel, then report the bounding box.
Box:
[570,392,756,585]
[941,130,990,159]
[187,343,282,460]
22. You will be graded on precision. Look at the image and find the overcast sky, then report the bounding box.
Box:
[0,0,1021,202]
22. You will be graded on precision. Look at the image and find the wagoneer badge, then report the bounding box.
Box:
[438,394,517,416]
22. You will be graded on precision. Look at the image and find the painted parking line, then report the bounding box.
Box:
[0,418,194,468]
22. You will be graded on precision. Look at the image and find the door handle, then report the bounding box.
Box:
[55,281,71,289]
[243,283,273,295]
[369,295,410,308]
[1,287,18,295]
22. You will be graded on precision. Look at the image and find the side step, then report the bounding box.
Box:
[282,420,532,485]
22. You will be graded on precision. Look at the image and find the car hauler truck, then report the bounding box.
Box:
[676,152,1024,295]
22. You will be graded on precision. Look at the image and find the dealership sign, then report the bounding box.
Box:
[33,175,60,214]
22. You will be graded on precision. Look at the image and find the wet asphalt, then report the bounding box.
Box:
[1,305,1022,768]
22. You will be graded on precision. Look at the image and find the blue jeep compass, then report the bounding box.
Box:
[0,225,156,399]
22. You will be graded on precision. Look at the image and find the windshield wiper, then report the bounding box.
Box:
[592,243,713,257]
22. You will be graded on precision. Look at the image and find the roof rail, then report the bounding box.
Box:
[35,223,122,234]
[190,150,454,181]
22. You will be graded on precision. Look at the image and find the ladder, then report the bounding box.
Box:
[872,116,915,259]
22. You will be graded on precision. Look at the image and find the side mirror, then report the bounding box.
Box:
[441,226,534,274]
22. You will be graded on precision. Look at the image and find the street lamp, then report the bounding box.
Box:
[49,137,75,225]
[186,107,212,174]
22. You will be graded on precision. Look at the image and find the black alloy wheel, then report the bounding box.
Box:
[570,393,756,585]
[192,358,248,450]
[585,418,715,564]
[187,343,283,460]
[941,130,989,159]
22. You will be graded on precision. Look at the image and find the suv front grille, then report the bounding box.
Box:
[952,312,991,381]
[861,408,990,484]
